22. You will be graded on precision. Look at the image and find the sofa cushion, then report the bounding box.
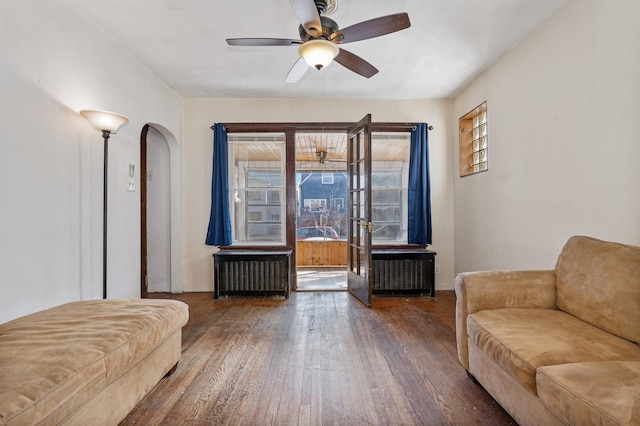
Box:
[555,236,640,344]
[467,308,640,394]
[0,299,188,425]
[537,361,640,426]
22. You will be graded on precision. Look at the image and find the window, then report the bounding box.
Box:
[371,133,411,243]
[303,198,327,212]
[221,125,421,246]
[228,134,286,244]
[459,102,488,176]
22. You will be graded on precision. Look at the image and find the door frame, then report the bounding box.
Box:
[140,125,149,297]
[220,122,417,292]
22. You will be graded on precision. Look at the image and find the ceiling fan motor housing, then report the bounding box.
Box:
[317,150,327,164]
[299,16,339,41]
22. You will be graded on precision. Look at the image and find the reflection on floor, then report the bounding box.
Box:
[296,267,347,291]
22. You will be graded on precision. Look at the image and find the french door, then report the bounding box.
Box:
[347,114,373,306]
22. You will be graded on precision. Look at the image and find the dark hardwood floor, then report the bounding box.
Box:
[121,291,515,425]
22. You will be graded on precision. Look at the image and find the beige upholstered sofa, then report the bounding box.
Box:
[0,298,188,425]
[455,236,640,426]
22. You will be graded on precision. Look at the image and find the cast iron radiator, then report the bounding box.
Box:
[372,249,436,297]
[213,250,291,299]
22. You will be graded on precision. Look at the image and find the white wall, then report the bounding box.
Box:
[183,98,455,292]
[10,0,631,321]
[0,0,183,322]
[453,0,640,273]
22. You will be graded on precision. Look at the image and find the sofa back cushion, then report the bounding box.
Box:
[556,236,640,344]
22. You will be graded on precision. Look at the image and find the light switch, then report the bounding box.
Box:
[147,170,154,181]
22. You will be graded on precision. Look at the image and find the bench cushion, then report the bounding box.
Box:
[0,299,188,425]
[467,308,640,394]
[537,361,640,426]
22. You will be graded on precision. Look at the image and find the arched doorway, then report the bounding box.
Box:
[140,124,183,296]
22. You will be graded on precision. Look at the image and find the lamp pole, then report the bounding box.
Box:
[80,110,129,299]
[101,130,110,299]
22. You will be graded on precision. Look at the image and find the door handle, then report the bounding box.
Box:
[359,220,374,233]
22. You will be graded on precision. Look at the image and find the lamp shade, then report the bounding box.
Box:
[298,39,339,70]
[80,109,129,132]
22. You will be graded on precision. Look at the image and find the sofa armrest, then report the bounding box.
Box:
[454,270,557,370]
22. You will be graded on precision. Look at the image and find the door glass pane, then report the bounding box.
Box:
[351,245,358,272]
[359,226,367,245]
[352,162,360,189]
[358,248,366,275]
[352,134,359,159]
[352,221,359,244]
[351,192,359,217]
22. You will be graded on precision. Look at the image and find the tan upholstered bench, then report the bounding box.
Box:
[0,299,188,425]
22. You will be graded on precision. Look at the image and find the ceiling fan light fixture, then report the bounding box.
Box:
[299,39,339,70]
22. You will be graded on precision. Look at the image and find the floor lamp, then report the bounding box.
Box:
[80,109,129,299]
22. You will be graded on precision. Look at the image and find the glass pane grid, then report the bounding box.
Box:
[460,102,488,176]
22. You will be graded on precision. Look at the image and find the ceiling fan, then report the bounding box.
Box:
[298,147,346,166]
[226,0,411,83]
[315,150,334,165]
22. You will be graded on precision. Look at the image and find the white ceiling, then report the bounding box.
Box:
[66,0,567,99]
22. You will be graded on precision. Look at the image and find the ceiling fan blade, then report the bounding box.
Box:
[285,57,310,83]
[288,0,322,37]
[332,13,411,44]
[334,48,378,78]
[226,38,302,46]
